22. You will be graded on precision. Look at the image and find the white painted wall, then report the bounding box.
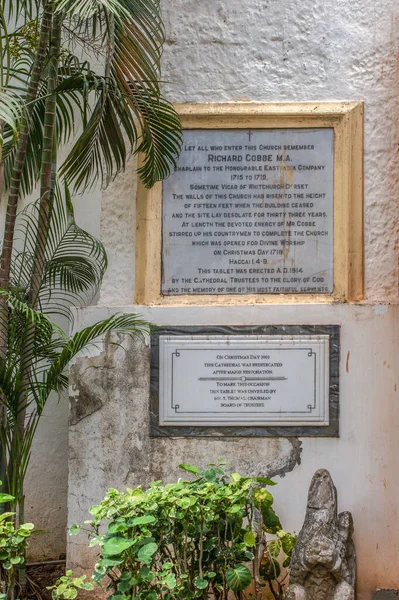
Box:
[68,303,399,599]
[19,0,399,590]
[100,0,399,306]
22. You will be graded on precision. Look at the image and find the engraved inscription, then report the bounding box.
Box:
[162,128,334,295]
[159,335,330,427]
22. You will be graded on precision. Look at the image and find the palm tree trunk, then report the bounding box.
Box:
[0,1,54,506]
[29,10,63,307]
[14,12,63,530]
[0,2,53,358]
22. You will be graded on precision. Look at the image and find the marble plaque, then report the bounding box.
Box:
[162,128,334,295]
[158,334,329,427]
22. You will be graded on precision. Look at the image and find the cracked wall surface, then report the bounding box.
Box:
[68,332,303,574]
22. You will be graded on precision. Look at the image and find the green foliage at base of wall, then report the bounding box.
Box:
[71,462,296,600]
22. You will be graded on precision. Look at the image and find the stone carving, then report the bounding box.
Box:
[286,469,355,600]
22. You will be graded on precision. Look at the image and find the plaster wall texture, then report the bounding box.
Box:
[12,0,399,583]
[67,1,399,596]
[100,0,399,306]
[68,304,399,600]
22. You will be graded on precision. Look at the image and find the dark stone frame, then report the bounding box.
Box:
[150,325,340,438]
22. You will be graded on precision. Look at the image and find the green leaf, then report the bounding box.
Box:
[231,472,242,482]
[79,583,94,591]
[260,557,281,579]
[254,477,277,486]
[227,504,242,514]
[99,557,124,567]
[253,488,274,506]
[280,532,296,554]
[226,565,252,591]
[283,556,291,568]
[178,464,199,475]
[131,515,156,526]
[89,537,101,548]
[102,536,135,556]
[244,531,256,547]
[261,506,282,534]
[137,542,157,563]
[118,580,133,593]
[268,540,281,558]
[0,494,15,503]
[0,512,15,522]
[194,577,208,590]
[162,573,176,589]
[19,522,34,530]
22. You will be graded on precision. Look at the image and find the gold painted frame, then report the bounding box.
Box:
[135,102,363,305]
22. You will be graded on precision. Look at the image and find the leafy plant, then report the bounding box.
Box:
[0,485,33,600]
[0,0,182,531]
[0,5,182,599]
[0,519,33,600]
[48,571,94,600]
[70,462,296,600]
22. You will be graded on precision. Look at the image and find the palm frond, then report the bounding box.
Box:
[44,313,151,395]
[0,91,24,141]
[10,185,107,321]
[1,0,39,24]
[59,83,136,189]
[58,77,181,189]
[134,89,182,187]
[55,0,130,20]
[56,0,182,189]
[2,72,82,195]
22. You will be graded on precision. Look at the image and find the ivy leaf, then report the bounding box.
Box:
[226,565,252,591]
[137,542,157,563]
[178,464,199,475]
[194,577,208,590]
[80,583,94,591]
[162,573,176,589]
[244,531,256,547]
[177,497,193,509]
[69,524,80,536]
[102,536,135,556]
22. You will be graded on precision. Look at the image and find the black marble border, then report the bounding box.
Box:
[150,325,339,438]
